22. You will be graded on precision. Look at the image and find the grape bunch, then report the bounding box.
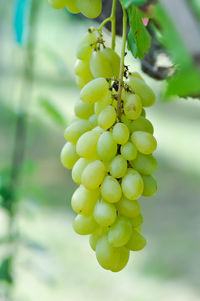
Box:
[61,30,158,272]
[48,0,102,19]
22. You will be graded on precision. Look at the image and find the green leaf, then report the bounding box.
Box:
[39,97,66,127]
[127,5,151,58]
[120,0,147,9]
[0,257,13,284]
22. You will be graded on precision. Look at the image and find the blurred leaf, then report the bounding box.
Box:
[39,97,66,127]
[0,174,13,213]
[0,257,13,284]
[120,0,147,8]
[189,0,200,20]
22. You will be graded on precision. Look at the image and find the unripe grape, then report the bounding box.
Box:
[74,60,92,79]
[72,158,90,184]
[131,131,157,154]
[73,214,97,235]
[129,116,154,134]
[80,78,109,104]
[109,155,127,178]
[142,175,157,197]
[117,197,140,218]
[90,51,113,78]
[77,44,92,61]
[74,100,94,119]
[76,0,102,19]
[65,0,80,13]
[98,105,116,130]
[100,175,122,203]
[89,114,98,127]
[81,160,105,190]
[127,77,155,107]
[101,47,120,78]
[126,229,146,251]
[120,142,137,161]
[121,169,144,200]
[97,131,117,162]
[112,123,129,145]
[95,91,112,116]
[130,153,157,175]
[94,200,117,227]
[60,142,79,169]
[76,130,100,158]
[64,119,92,144]
[108,216,132,247]
[124,94,142,120]
[75,75,90,89]
[89,227,104,251]
[130,213,143,228]
[48,0,67,9]
[71,185,99,215]
[110,247,130,272]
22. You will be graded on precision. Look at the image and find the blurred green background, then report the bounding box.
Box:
[0,1,200,300]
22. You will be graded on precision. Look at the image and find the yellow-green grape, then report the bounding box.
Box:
[60,142,79,169]
[80,78,109,104]
[101,47,120,78]
[94,91,112,116]
[130,72,144,81]
[108,216,132,247]
[110,247,130,272]
[75,75,90,89]
[129,116,154,134]
[100,175,122,203]
[73,214,97,235]
[117,197,140,218]
[135,226,142,232]
[95,235,120,270]
[109,155,127,178]
[127,77,155,107]
[89,227,105,251]
[92,126,105,135]
[77,44,92,61]
[89,114,98,127]
[80,31,98,47]
[126,229,146,251]
[121,169,144,200]
[112,123,129,145]
[81,160,105,190]
[142,175,157,197]
[131,131,157,155]
[130,213,143,228]
[65,0,80,13]
[97,131,117,162]
[48,0,67,9]
[76,130,100,158]
[130,153,157,175]
[94,200,117,227]
[64,119,92,144]
[121,114,132,130]
[74,100,94,119]
[141,108,146,117]
[72,158,90,184]
[71,185,99,215]
[74,59,92,79]
[124,94,142,120]
[76,0,102,18]
[120,142,137,161]
[90,50,113,78]
[98,105,116,130]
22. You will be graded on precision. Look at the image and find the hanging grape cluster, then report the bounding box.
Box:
[60,29,158,272]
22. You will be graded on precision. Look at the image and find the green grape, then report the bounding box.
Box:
[98,105,116,130]
[80,31,97,47]
[74,100,94,119]
[77,44,92,61]
[101,47,120,78]
[109,155,127,178]
[126,229,146,251]
[141,108,146,117]
[92,126,105,135]
[120,142,137,161]
[72,158,90,184]
[100,175,122,203]
[142,175,157,197]
[127,77,155,107]
[75,75,90,89]
[76,130,100,158]
[112,123,129,145]
[121,169,144,200]
[60,142,79,169]
[71,185,99,215]
[93,200,117,227]
[80,78,109,104]
[129,116,154,134]
[135,226,142,232]
[89,114,98,127]
[73,214,97,235]
[97,131,117,162]
[89,227,104,251]
[130,153,157,175]
[76,0,102,19]
[94,91,112,116]
[65,0,80,13]
[130,213,143,228]
[64,119,92,144]
[110,247,130,272]
[131,131,157,155]
[124,94,142,120]
[74,59,92,79]
[48,0,67,9]
[117,197,140,218]
[90,50,113,78]
[81,160,105,190]
[121,114,132,130]
[108,216,132,247]
[130,72,144,81]
[96,235,120,270]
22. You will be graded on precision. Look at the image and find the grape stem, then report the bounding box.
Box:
[117,6,127,119]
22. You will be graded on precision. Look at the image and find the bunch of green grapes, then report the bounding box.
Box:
[61,29,157,272]
[48,0,102,18]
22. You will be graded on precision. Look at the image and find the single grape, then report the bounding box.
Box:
[60,142,79,169]
[73,214,97,235]
[108,216,132,247]
[109,155,127,178]
[64,119,92,144]
[130,213,143,228]
[121,169,144,200]
[142,175,157,197]
[76,130,100,158]
[74,59,92,79]
[95,91,112,116]
[81,160,105,190]
[77,44,92,61]
[74,100,94,119]
[131,131,157,154]
[120,142,137,161]
[80,78,109,104]
[124,94,142,120]
[121,114,132,130]
[129,116,154,134]
[116,197,140,218]
[97,131,117,162]
[65,0,80,13]
[93,200,117,227]
[110,247,130,272]
[101,47,120,78]
[75,75,91,89]
[72,158,90,184]
[48,0,67,9]
[92,126,105,135]
[89,227,105,251]
[98,105,116,130]
[126,229,146,251]
[90,50,113,78]
[89,114,98,127]
[100,175,122,203]
[112,123,130,145]
[130,153,158,175]
[76,0,102,18]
